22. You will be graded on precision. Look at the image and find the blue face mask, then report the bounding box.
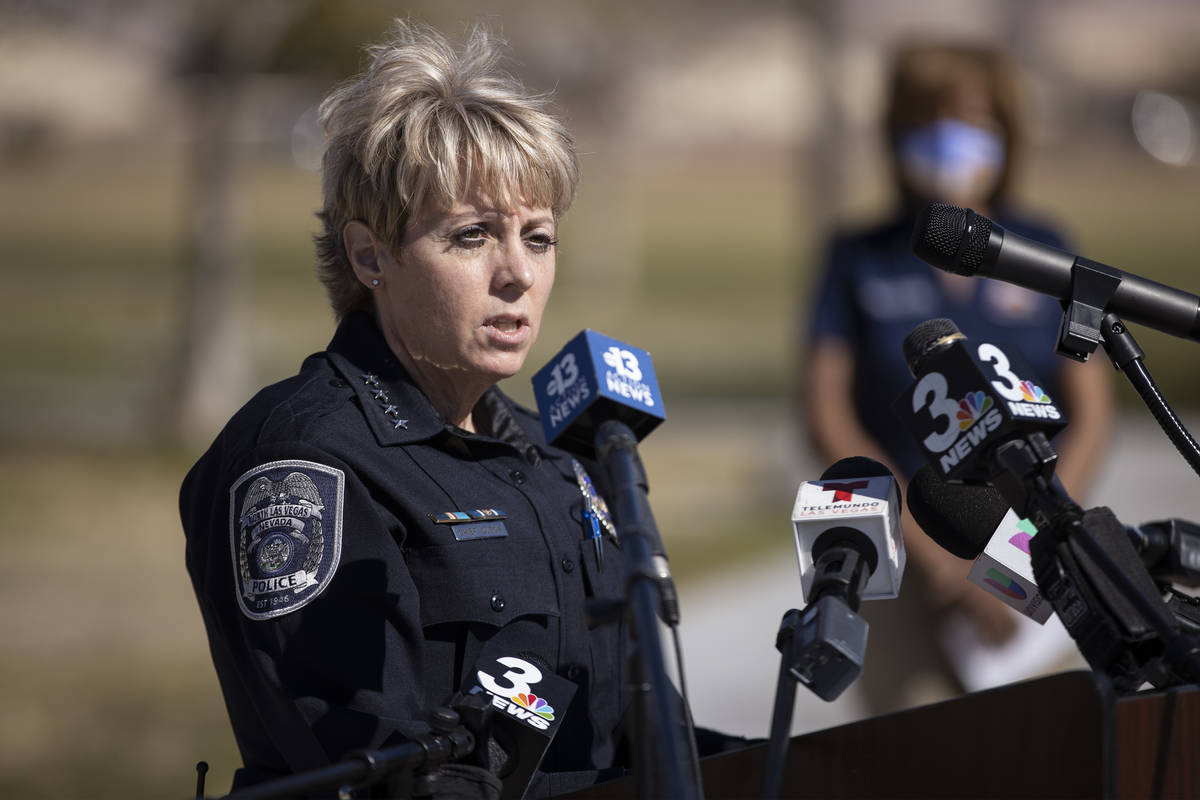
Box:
[898,119,1005,200]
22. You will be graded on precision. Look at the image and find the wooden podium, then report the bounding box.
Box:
[565,671,1200,798]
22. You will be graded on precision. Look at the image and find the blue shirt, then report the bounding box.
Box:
[809,211,1070,478]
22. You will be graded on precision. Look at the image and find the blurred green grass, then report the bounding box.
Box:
[1,138,1197,798]
[3,142,1197,428]
[0,447,241,799]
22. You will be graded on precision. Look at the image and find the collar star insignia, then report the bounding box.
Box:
[358,372,406,430]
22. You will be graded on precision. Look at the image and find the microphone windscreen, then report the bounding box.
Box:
[819,456,892,481]
[902,318,961,377]
[819,457,900,512]
[911,202,993,276]
[906,464,1009,559]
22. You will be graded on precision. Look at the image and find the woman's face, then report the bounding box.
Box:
[375,187,557,394]
[899,85,1005,208]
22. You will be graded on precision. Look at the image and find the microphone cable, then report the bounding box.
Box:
[670,624,705,796]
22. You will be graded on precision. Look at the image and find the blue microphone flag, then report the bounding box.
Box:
[532,330,666,459]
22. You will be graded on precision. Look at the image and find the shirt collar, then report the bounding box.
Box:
[323,311,546,460]
[325,311,447,444]
[476,386,545,466]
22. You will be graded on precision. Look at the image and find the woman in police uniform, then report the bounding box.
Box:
[181,21,627,797]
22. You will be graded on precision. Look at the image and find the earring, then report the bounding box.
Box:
[371,278,380,287]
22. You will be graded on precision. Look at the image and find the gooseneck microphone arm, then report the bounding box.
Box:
[594,419,700,800]
[1098,311,1200,479]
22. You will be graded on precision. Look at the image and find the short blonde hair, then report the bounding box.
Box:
[315,20,580,319]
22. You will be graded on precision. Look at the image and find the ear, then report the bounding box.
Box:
[343,221,393,288]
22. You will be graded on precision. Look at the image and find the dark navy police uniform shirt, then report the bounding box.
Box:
[180,311,628,795]
[809,211,1069,479]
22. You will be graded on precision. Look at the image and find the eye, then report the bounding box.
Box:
[451,225,488,249]
[524,232,558,254]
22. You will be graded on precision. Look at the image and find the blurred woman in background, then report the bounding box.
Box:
[801,41,1113,712]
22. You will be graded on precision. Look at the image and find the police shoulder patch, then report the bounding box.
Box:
[229,459,345,621]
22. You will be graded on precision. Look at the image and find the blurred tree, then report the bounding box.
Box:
[266,1,399,79]
[169,0,313,444]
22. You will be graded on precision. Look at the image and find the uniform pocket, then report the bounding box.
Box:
[404,540,561,628]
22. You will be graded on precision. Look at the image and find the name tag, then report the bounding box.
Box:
[428,509,509,542]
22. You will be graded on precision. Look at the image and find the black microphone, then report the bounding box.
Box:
[760,458,905,797]
[762,458,908,797]
[893,318,1067,485]
[912,202,1200,343]
[459,651,578,800]
[907,463,1053,621]
[785,456,905,701]
[907,463,1009,559]
[909,464,1200,587]
[533,331,697,797]
[1131,519,1200,589]
[532,330,676,620]
[904,464,1186,689]
[896,321,1200,689]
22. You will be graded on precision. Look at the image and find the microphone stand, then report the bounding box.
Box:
[761,610,804,800]
[215,708,474,800]
[761,548,871,799]
[1055,274,1200,477]
[593,419,701,800]
[1053,291,1200,677]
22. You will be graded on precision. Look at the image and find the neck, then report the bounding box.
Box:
[425,381,487,434]
[379,332,489,434]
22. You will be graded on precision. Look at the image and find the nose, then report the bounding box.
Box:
[492,235,535,294]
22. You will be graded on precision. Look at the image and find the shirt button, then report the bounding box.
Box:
[566,664,582,681]
[328,379,347,388]
[509,470,526,485]
[561,558,575,573]
[490,594,506,612]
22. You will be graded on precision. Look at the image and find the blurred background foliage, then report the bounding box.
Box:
[1,0,1198,796]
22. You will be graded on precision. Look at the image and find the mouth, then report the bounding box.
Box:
[484,315,530,339]
[489,319,522,333]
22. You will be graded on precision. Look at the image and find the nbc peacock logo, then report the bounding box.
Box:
[512,693,555,720]
[1018,380,1052,404]
[956,391,994,430]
